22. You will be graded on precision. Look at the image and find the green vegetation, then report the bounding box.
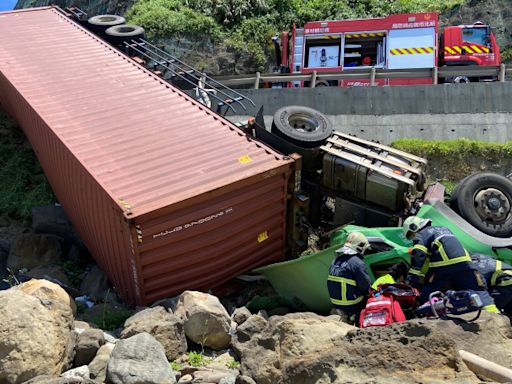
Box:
[170,361,183,371]
[391,138,512,183]
[187,351,211,367]
[86,304,135,331]
[0,112,55,220]
[226,360,240,369]
[391,138,512,160]
[127,0,465,69]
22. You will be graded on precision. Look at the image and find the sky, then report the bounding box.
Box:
[0,0,17,12]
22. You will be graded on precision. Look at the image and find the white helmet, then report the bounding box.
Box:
[343,231,370,255]
[403,216,431,239]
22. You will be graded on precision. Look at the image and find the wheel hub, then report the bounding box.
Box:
[287,113,319,133]
[474,188,511,222]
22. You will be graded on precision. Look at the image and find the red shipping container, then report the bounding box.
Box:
[0,7,293,305]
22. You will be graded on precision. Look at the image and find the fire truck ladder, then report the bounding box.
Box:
[124,39,255,115]
[320,131,427,192]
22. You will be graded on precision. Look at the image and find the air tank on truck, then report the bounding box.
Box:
[273,12,500,87]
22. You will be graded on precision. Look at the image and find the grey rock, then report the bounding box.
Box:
[74,329,105,367]
[0,290,74,384]
[232,307,251,326]
[88,342,115,382]
[192,369,236,383]
[74,320,92,333]
[219,375,237,384]
[7,233,63,272]
[234,315,267,344]
[174,291,231,350]
[106,332,176,384]
[62,365,90,380]
[23,375,95,383]
[79,265,113,302]
[26,264,71,287]
[177,374,193,383]
[120,306,187,361]
[235,375,256,384]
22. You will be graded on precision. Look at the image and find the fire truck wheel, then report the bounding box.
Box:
[315,81,330,87]
[451,172,512,238]
[453,76,471,84]
[87,15,125,34]
[105,25,146,46]
[271,105,333,148]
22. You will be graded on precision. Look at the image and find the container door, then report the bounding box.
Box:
[388,28,435,69]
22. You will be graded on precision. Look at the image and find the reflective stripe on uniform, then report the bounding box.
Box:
[328,275,362,306]
[483,304,500,313]
[429,239,470,268]
[413,244,430,254]
[408,268,424,277]
[330,296,364,306]
[492,259,512,286]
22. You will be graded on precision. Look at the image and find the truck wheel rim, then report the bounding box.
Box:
[287,113,319,133]
[474,188,511,222]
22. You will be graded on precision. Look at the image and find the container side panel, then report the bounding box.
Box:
[137,173,288,304]
[0,72,138,304]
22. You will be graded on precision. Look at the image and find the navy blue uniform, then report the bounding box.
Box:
[407,226,491,305]
[327,249,371,316]
[472,254,512,311]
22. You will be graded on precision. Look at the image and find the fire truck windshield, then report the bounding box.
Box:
[462,27,489,47]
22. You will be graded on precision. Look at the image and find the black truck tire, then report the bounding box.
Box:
[451,172,512,238]
[105,25,145,46]
[87,15,125,35]
[271,105,333,148]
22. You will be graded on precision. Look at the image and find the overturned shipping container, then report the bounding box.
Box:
[0,7,293,305]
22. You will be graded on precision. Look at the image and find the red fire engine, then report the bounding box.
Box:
[274,12,500,86]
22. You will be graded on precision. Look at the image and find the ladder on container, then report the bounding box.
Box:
[320,131,427,191]
[124,39,255,116]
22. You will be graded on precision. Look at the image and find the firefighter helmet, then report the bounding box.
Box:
[403,216,431,238]
[344,231,370,255]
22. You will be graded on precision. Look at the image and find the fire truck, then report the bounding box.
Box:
[274,12,501,86]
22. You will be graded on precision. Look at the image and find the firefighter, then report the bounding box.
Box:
[471,253,512,314]
[371,261,409,290]
[327,231,372,323]
[403,216,498,312]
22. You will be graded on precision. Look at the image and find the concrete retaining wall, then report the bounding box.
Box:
[222,83,512,144]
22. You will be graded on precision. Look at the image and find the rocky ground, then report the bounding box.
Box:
[1,206,512,384]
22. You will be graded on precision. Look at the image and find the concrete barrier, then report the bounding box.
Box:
[222,83,512,144]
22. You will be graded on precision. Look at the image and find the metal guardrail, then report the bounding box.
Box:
[215,64,512,88]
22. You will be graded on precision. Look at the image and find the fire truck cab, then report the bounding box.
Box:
[278,12,500,86]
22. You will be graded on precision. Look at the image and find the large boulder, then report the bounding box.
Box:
[174,291,231,350]
[236,311,512,384]
[106,332,176,384]
[0,289,75,384]
[120,306,187,361]
[15,278,77,316]
[7,233,62,272]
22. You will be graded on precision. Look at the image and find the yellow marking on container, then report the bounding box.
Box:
[257,231,269,243]
[118,199,132,210]
[238,155,253,164]
[453,46,462,53]
[471,45,482,53]
[135,224,143,244]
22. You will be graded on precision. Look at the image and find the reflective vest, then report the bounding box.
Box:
[408,226,471,278]
[471,254,512,288]
[327,253,371,308]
